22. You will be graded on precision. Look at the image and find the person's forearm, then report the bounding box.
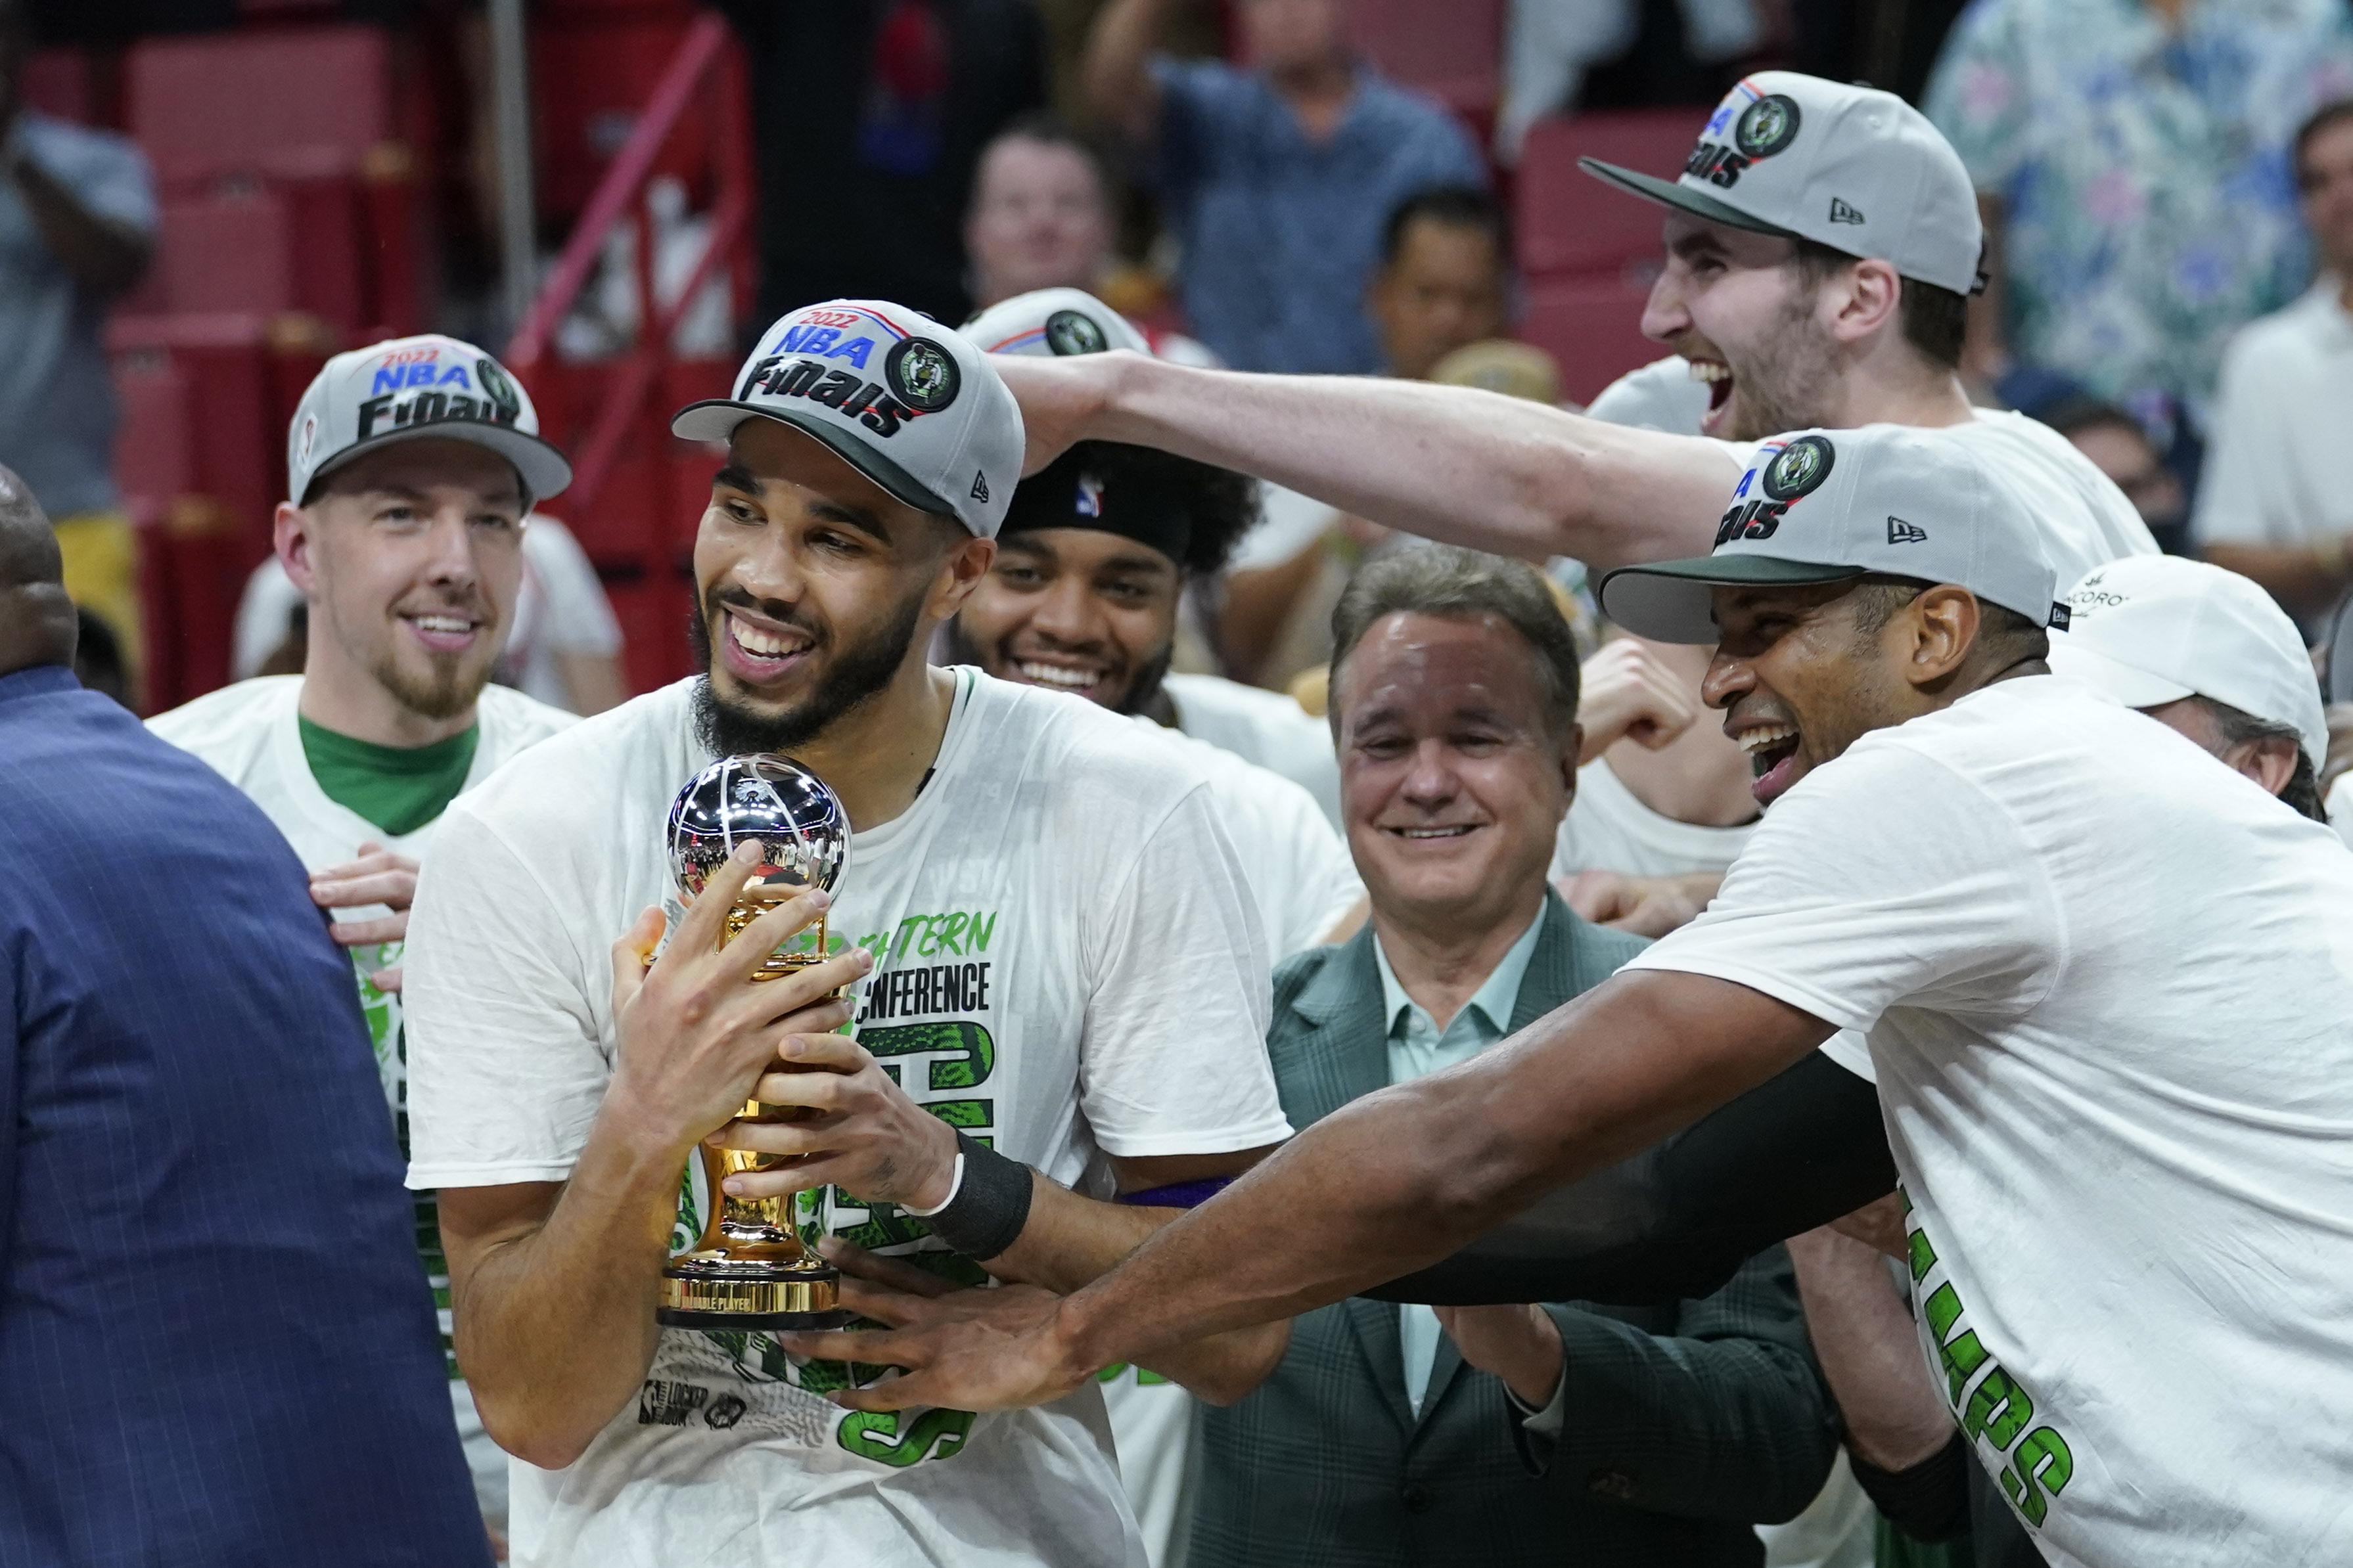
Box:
[1047,974,1831,1375]
[448,1108,689,1468]
[2201,541,2351,623]
[1092,356,1727,573]
[1785,1226,1955,1471]
[1082,0,1169,143]
[11,156,150,296]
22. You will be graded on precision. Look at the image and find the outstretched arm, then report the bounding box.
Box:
[783,970,1833,1410]
[995,352,1741,573]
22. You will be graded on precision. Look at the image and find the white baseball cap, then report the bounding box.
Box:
[288,334,571,506]
[2051,555,2327,767]
[1597,424,2062,642]
[962,287,1151,358]
[673,300,1023,538]
[1582,71,1984,297]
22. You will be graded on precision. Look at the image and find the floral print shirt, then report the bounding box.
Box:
[1925,0,2353,430]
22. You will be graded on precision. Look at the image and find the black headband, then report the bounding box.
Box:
[999,448,1193,568]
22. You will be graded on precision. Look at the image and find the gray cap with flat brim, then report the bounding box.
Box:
[1597,424,2064,644]
[288,334,571,505]
[1580,70,1985,297]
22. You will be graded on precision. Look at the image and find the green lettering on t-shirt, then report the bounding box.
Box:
[299,714,478,837]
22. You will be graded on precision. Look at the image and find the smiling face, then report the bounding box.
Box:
[1643,212,1844,441]
[1701,580,1921,807]
[948,527,1181,713]
[1334,611,1577,931]
[692,417,990,755]
[282,437,526,721]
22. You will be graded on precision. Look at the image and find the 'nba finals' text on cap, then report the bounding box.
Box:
[963,287,1151,359]
[1595,424,2063,644]
[288,334,572,506]
[2050,556,2329,768]
[1580,71,1984,297]
[673,300,1022,539]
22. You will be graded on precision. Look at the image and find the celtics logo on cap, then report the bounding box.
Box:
[1733,94,1801,159]
[476,356,522,417]
[886,337,961,413]
[1761,435,1835,501]
[1045,310,1108,356]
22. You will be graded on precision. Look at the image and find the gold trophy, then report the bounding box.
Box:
[657,754,854,1330]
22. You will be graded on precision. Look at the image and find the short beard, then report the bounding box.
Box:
[1725,288,1844,441]
[371,652,487,721]
[689,585,928,757]
[941,615,1174,716]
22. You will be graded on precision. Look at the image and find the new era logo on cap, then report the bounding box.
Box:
[286,334,571,506]
[1596,424,2062,645]
[1580,71,1984,297]
[672,300,1024,539]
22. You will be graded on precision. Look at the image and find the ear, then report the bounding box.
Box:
[275,501,321,596]
[1825,256,1903,347]
[927,534,997,621]
[2223,733,2300,799]
[1901,585,1979,690]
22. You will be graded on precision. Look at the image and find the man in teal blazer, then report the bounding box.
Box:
[1192,545,1836,1567]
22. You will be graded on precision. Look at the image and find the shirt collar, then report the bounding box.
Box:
[0,663,80,707]
[1373,901,1548,1039]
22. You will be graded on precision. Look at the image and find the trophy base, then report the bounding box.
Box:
[657,1254,852,1332]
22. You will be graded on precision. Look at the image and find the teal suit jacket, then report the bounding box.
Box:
[1193,894,1837,1567]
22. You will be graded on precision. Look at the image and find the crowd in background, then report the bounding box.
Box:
[9,4,2353,1568]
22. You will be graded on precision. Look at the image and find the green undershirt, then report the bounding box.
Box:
[299,715,480,836]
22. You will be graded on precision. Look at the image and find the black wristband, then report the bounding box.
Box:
[919,1132,1034,1261]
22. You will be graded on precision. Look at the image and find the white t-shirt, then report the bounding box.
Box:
[1163,671,1341,828]
[1623,677,2353,1568]
[1710,410,2159,590]
[1551,755,1757,880]
[400,669,1292,1568]
[232,516,624,713]
[1584,354,1713,432]
[2194,280,2353,552]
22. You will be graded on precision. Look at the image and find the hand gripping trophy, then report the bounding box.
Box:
[658,754,854,1329]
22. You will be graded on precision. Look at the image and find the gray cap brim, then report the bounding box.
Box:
[308,421,572,504]
[672,400,957,521]
[1578,158,1803,240]
[1598,554,1866,644]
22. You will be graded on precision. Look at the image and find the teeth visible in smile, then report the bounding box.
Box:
[1735,724,1798,755]
[1400,826,1473,838]
[1687,360,1732,384]
[729,613,809,658]
[411,615,472,633]
[1020,662,1099,689]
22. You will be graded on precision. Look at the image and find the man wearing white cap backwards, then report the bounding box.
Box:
[2047,554,2328,820]
[400,300,1294,1565]
[788,424,2353,1568]
[992,72,2157,589]
[148,333,581,1540]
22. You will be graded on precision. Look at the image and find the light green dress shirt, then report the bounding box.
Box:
[1372,907,1547,1415]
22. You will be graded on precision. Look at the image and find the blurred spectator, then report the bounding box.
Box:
[1924,0,2353,440]
[1193,543,1835,1568]
[967,114,1118,309]
[0,0,154,677]
[714,0,1045,328]
[0,468,493,1568]
[234,513,628,715]
[1497,0,1760,162]
[1428,339,1559,404]
[1084,0,1484,372]
[1369,185,1512,381]
[2194,99,2353,625]
[2036,396,2189,556]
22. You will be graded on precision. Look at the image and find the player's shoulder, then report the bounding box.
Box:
[147,675,299,778]
[1164,671,1321,738]
[472,681,581,765]
[445,678,699,845]
[970,672,1221,813]
[1129,714,1335,840]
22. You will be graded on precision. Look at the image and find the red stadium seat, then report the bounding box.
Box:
[1516,108,1698,279]
[23,47,97,125]
[533,14,716,222]
[128,25,392,188]
[1517,275,1662,407]
[1344,0,1503,116]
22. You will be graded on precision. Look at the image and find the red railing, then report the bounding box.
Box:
[504,10,753,529]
